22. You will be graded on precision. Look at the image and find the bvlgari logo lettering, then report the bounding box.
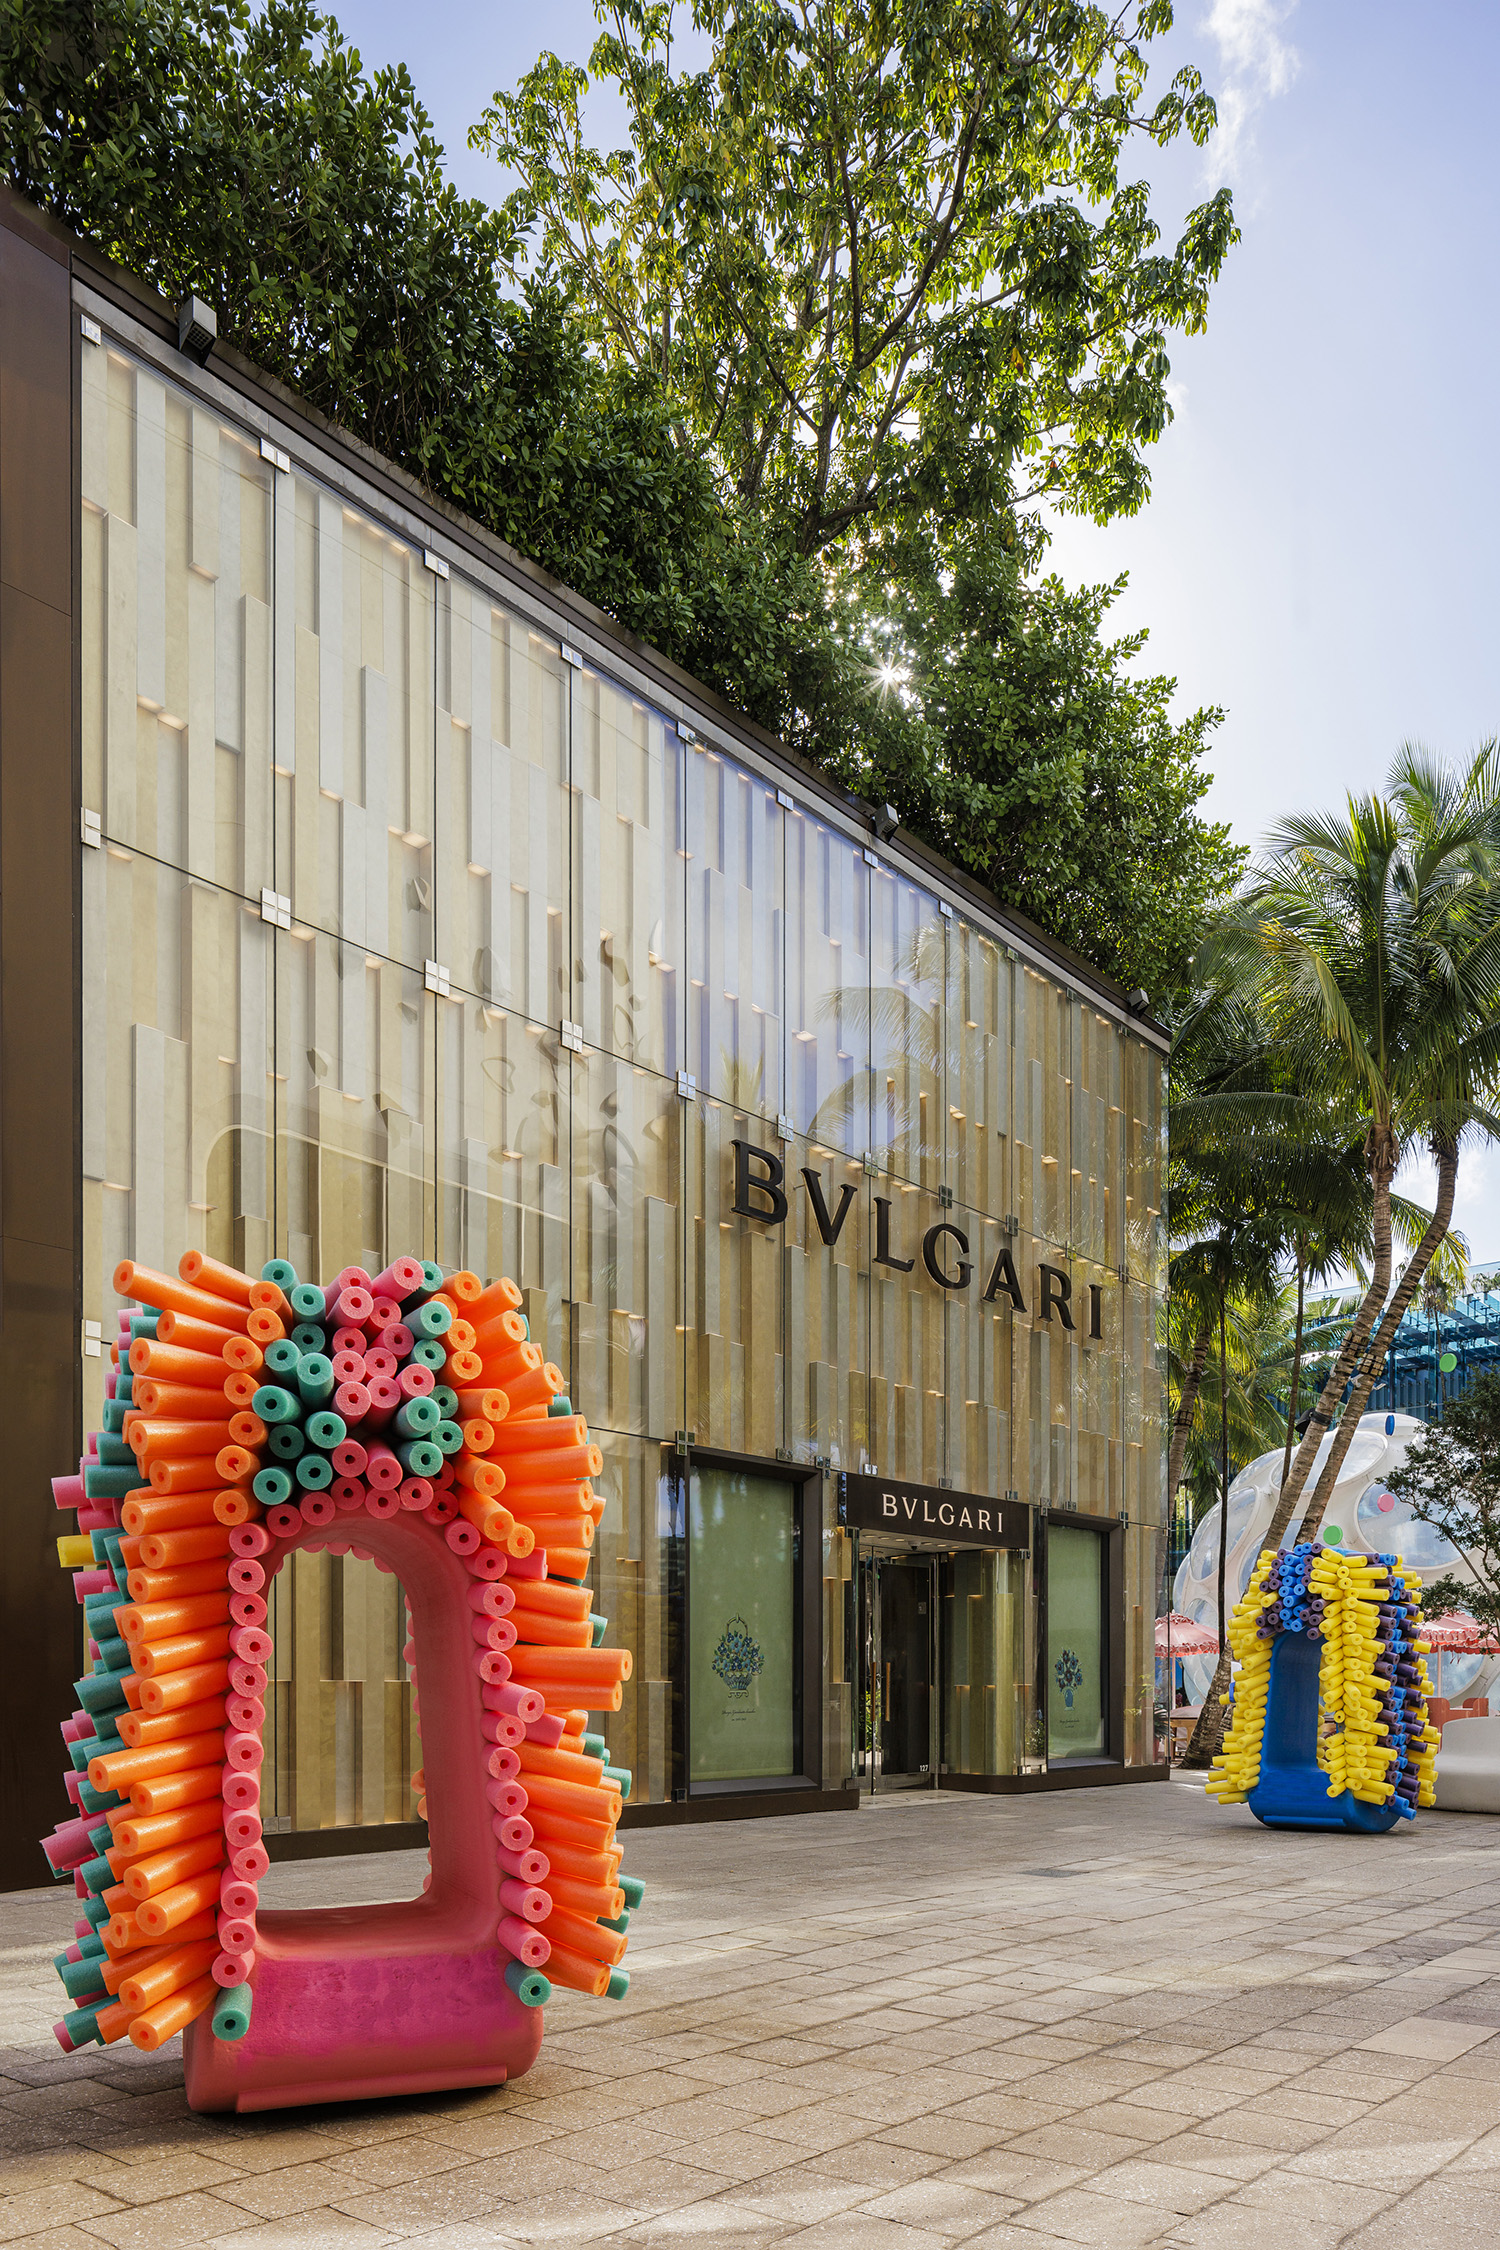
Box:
[841,1473,1028,1551]
[730,1138,1105,1337]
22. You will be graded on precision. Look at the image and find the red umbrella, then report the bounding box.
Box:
[1421,1612,1500,1653]
[1156,1612,1219,1655]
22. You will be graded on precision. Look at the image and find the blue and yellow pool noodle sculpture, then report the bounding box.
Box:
[1207,1542,1439,1830]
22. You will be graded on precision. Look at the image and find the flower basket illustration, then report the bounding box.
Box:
[1054,1649,1084,1708]
[711,1616,764,1695]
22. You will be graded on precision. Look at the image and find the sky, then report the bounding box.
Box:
[331,0,1500,1265]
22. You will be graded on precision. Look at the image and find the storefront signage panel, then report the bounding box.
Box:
[840,1473,1029,1551]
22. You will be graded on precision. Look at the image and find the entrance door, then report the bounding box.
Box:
[1047,1522,1107,1761]
[857,1555,935,1790]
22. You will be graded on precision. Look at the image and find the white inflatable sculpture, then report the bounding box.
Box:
[1172,1412,1494,1706]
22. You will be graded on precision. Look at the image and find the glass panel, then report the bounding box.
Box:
[868,1177,945,1485]
[686,1093,783,1456]
[687,743,783,1119]
[941,1548,1026,1776]
[689,1465,797,1781]
[944,1205,1016,1500]
[83,855,275,1431]
[571,1057,682,1439]
[435,991,570,1369]
[82,352,275,901]
[1048,1523,1106,1760]
[947,917,1011,1226]
[274,930,433,1282]
[276,471,435,975]
[263,1551,418,1833]
[573,668,682,1070]
[869,865,944,1186]
[437,574,569,1023]
[785,808,869,1154]
[787,1134,868,1470]
[588,1432,674,1805]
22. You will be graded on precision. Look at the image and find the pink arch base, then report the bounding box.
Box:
[184,1510,543,2112]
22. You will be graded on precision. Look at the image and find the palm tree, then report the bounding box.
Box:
[1242,744,1500,1555]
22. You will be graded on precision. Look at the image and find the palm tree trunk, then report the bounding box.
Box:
[1259,1131,1397,1558]
[1281,1252,1305,1495]
[1300,1139,1458,1537]
[1169,1313,1214,1505]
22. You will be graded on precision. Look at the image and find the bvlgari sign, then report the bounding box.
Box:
[839,1473,1030,1551]
[731,1140,1104,1335]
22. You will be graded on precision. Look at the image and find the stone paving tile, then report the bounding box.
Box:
[0,1793,1497,2244]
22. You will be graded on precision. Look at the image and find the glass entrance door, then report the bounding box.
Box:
[1047,1522,1107,1761]
[857,1553,937,1790]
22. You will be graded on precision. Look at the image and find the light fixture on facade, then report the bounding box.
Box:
[176,295,217,365]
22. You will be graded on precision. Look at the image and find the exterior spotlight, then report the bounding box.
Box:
[872,802,899,842]
[1127,988,1150,1016]
[177,295,218,365]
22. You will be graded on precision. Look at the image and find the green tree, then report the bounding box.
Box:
[477,0,1236,549]
[1245,746,1500,1553]
[1388,1372,1500,1638]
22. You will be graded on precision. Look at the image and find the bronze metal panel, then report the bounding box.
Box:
[0,201,79,1890]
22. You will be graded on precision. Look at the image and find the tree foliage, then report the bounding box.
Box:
[1388,1372,1500,1637]
[477,0,1236,552]
[2,0,1244,999]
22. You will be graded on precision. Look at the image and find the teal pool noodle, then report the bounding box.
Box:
[295,1354,335,1404]
[294,1452,333,1491]
[261,1258,299,1288]
[290,1323,326,1351]
[75,1671,127,1719]
[432,1385,458,1416]
[81,1894,110,1929]
[606,1968,629,2000]
[581,1734,606,1760]
[411,1339,445,1371]
[211,1983,254,2041]
[115,1373,134,1404]
[395,1438,443,1478]
[503,1960,550,2009]
[76,1930,106,1958]
[517,1314,530,1339]
[306,1410,346,1451]
[419,1260,444,1296]
[127,1312,159,1338]
[264,1339,301,1377]
[101,1401,129,1434]
[252,1384,300,1423]
[58,1954,108,2000]
[590,1616,607,1646]
[619,1875,644,1910]
[83,1591,121,1630]
[79,1853,113,1894]
[94,1635,133,1674]
[602,1767,631,1800]
[83,1466,138,1499]
[77,1779,124,1816]
[101,1531,129,1586]
[548,1394,572,1416]
[89,1531,113,1565]
[267,1423,307,1461]
[598,1911,630,1934]
[410,1301,452,1339]
[289,1283,326,1321]
[62,1999,109,2046]
[95,1433,135,1466]
[434,1421,463,1455]
[254,1466,294,1505]
[394,1396,440,1438]
[67,1740,91,1773]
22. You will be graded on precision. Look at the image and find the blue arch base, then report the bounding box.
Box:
[1247,1631,1401,1833]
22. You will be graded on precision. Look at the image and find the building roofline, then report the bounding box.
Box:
[9,183,1169,1049]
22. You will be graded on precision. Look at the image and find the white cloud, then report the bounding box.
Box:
[1200,0,1300,184]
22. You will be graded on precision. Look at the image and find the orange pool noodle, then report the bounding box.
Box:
[136,1867,226,1937]
[114,1261,251,1330]
[135,1625,232,1678]
[138,1525,233,1569]
[128,1972,220,2051]
[120,1940,220,2013]
[121,1491,221,1536]
[90,1731,225,1791]
[128,1764,225,1815]
[118,1697,226,1748]
[122,1834,224,1901]
[538,1943,610,1997]
[178,1251,255,1306]
[139,1659,231,1713]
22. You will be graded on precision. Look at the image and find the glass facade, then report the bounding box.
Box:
[77,333,1167,1832]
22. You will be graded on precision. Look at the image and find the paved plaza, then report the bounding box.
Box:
[2,1782,1499,2247]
